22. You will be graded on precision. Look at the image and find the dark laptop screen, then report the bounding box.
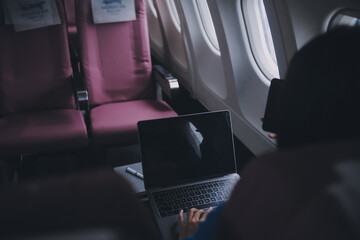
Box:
[138,111,237,189]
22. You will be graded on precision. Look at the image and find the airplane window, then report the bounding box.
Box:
[242,0,279,80]
[147,0,158,18]
[329,11,360,29]
[166,0,181,32]
[195,0,220,52]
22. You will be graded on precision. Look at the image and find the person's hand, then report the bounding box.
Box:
[178,207,213,240]
[260,117,277,139]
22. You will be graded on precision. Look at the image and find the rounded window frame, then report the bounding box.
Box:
[147,0,158,18]
[166,0,181,32]
[194,0,220,54]
[242,0,279,80]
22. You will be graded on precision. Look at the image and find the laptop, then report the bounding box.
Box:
[138,110,240,240]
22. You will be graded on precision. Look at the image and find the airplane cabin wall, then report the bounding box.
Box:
[175,1,227,110]
[285,0,360,50]
[206,0,276,155]
[146,0,163,52]
[147,0,192,92]
[145,0,360,156]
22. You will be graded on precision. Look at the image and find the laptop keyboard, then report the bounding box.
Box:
[152,178,238,217]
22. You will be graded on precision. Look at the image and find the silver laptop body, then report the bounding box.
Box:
[138,111,240,240]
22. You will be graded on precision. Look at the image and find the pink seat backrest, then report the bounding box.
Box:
[0,0,76,116]
[64,0,76,27]
[76,0,153,107]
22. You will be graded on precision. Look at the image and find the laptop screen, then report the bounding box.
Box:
[138,110,237,189]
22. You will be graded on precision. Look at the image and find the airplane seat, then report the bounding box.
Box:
[63,0,78,49]
[0,168,161,239]
[75,0,177,146]
[217,139,360,240]
[0,0,88,156]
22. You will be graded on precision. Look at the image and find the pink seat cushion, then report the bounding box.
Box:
[0,110,88,155]
[90,100,177,145]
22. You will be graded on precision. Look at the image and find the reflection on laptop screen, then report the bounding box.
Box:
[138,111,237,189]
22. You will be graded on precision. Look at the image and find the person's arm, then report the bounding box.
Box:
[178,208,213,240]
[178,204,225,240]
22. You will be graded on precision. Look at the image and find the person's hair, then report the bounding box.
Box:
[277,27,360,149]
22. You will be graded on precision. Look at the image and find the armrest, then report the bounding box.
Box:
[153,65,179,99]
[69,42,89,111]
